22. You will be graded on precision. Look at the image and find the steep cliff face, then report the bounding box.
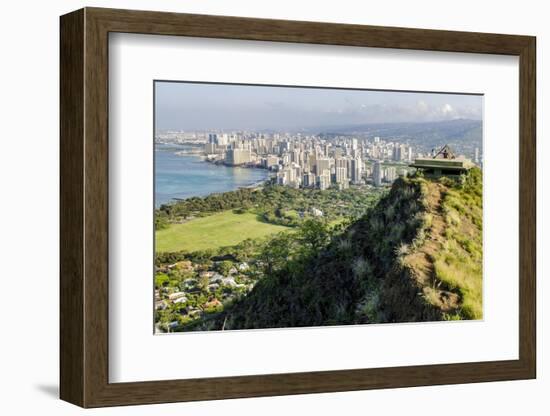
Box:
[194,169,482,330]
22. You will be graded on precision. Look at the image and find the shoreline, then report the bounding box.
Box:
[155,149,271,207]
[169,178,270,203]
[160,143,268,171]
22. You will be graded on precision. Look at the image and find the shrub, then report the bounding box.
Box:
[155,273,169,288]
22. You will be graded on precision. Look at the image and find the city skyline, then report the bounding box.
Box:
[155,81,483,132]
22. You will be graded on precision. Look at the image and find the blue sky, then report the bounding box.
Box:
[155,81,483,131]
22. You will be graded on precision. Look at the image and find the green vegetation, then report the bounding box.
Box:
[154,169,483,332]
[154,219,338,332]
[433,168,483,319]
[156,183,385,230]
[155,211,290,252]
[386,168,483,322]
[193,176,430,330]
[154,182,386,331]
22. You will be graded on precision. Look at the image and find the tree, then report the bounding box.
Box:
[154,213,170,230]
[297,219,330,253]
[258,232,294,276]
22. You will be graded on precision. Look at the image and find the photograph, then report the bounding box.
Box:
[153,81,483,333]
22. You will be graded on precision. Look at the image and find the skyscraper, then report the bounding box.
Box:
[276,170,288,185]
[316,158,331,176]
[351,157,363,184]
[371,144,381,160]
[266,155,280,169]
[335,166,348,184]
[373,161,382,187]
[302,172,315,188]
[385,166,396,182]
[393,144,407,161]
[393,143,401,161]
[217,134,229,146]
[205,142,216,154]
[317,169,331,190]
[225,148,251,166]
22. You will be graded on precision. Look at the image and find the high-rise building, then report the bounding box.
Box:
[291,163,302,184]
[335,166,348,184]
[335,157,347,170]
[302,172,315,188]
[266,155,280,169]
[474,147,480,164]
[276,170,288,185]
[287,166,296,183]
[317,169,331,190]
[392,143,407,161]
[385,167,396,183]
[205,143,216,154]
[373,161,382,187]
[281,141,291,152]
[308,153,317,173]
[393,143,401,161]
[316,158,331,175]
[225,148,251,166]
[351,157,363,184]
[371,145,381,160]
[282,153,291,165]
[218,134,229,146]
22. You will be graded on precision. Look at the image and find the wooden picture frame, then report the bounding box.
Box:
[60,7,536,408]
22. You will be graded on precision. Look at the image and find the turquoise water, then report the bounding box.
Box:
[155,144,270,207]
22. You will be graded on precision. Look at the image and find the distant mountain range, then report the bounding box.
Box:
[318,119,482,156]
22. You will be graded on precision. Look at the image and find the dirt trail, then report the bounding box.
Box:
[403,182,460,313]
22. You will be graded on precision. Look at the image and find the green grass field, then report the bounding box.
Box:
[156,211,291,253]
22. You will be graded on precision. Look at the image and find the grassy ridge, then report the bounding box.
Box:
[155,211,290,252]
[434,169,483,319]
[205,170,483,329]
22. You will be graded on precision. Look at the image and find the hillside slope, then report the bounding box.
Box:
[188,169,482,330]
[380,169,483,322]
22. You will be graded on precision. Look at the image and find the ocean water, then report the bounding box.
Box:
[155,144,270,207]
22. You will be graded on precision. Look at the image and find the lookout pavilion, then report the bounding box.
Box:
[409,145,474,178]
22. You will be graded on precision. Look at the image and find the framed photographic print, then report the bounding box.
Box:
[60,7,536,408]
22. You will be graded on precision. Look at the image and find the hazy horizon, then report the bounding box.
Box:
[155,81,483,132]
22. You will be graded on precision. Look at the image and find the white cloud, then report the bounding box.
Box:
[441,103,454,115]
[416,100,429,113]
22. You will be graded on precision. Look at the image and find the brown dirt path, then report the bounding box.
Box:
[403,182,461,313]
